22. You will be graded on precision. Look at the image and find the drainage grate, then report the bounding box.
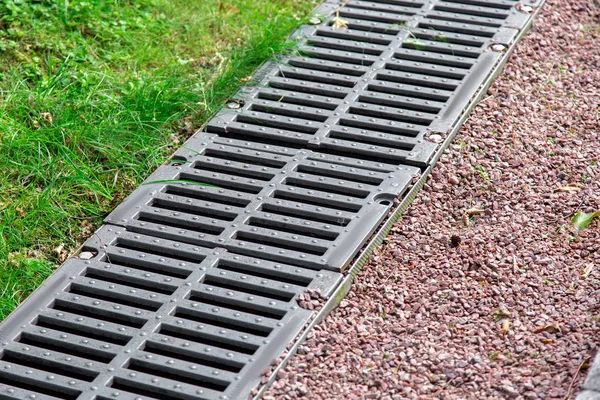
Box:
[105,134,419,272]
[0,0,541,399]
[207,0,533,167]
[0,225,340,400]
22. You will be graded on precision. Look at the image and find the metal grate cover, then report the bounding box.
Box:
[0,0,541,399]
[208,0,535,167]
[0,226,340,400]
[105,134,419,272]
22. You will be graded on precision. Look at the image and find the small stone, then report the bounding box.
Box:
[429,134,443,143]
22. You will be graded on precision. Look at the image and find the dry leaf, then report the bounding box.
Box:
[463,207,485,226]
[218,2,240,15]
[553,185,582,193]
[581,264,595,278]
[332,11,348,29]
[533,322,561,334]
[40,112,53,125]
[501,319,511,332]
[465,207,485,216]
[240,76,253,83]
[462,213,469,227]
[54,244,69,262]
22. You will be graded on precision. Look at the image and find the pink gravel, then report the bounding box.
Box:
[264,0,600,399]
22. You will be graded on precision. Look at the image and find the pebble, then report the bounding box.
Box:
[265,0,600,398]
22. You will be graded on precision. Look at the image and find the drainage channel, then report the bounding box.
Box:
[0,0,543,399]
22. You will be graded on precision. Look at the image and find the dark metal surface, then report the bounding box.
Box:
[0,226,340,400]
[106,134,419,272]
[0,0,542,398]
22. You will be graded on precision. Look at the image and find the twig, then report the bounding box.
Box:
[333,0,351,14]
[564,356,590,400]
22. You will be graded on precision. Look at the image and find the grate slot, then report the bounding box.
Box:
[407,27,486,47]
[136,213,225,237]
[18,331,116,363]
[0,373,80,400]
[192,160,276,182]
[35,314,131,345]
[188,291,286,320]
[268,76,350,98]
[345,2,421,16]
[402,39,481,59]
[203,275,296,302]
[104,250,192,279]
[235,231,328,256]
[434,4,509,19]
[150,198,238,222]
[442,0,513,9]
[277,68,358,89]
[427,11,504,27]
[359,91,445,113]
[338,115,422,136]
[143,341,243,373]
[173,308,272,338]
[212,122,313,147]
[348,104,437,125]
[1,350,99,382]
[84,269,177,295]
[384,60,467,80]
[329,129,416,151]
[305,37,386,56]
[68,283,162,312]
[367,81,452,101]
[109,377,205,400]
[393,49,474,69]
[284,177,369,198]
[338,9,412,24]
[52,299,147,328]
[203,148,287,169]
[418,19,497,35]
[158,325,258,355]
[235,113,319,134]
[178,171,264,194]
[247,216,340,240]
[249,101,332,121]
[216,259,312,287]
[314,28,392,46]
[261,203,353,225]
[163,185,252,207]
[257,89,342,110]
[126,359,230,392]
[286,57,369,76]
[272,189,362,212]
[296,164,383,185]
[114,240,204,266]
[298,46,377,66]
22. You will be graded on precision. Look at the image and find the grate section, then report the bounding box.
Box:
[106,134,419,272]
[207,0,533,167]
[0,225,340,400]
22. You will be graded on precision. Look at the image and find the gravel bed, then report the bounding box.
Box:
[264,0,600,398]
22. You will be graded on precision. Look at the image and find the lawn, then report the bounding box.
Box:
[0,0,317,320]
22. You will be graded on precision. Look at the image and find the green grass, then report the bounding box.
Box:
[0,0,318,319]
